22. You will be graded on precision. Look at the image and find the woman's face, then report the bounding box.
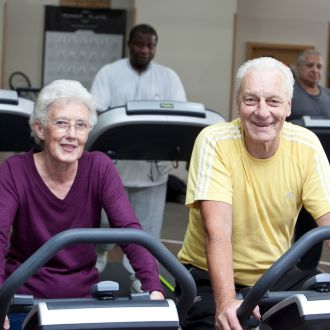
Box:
[36,99,91,165]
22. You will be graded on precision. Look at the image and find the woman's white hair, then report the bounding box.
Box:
[235,57,295,100]
[29,79,97,145]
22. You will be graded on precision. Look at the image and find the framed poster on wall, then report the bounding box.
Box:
[43,6,126,89]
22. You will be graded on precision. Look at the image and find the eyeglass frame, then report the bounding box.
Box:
[43,119,93,133]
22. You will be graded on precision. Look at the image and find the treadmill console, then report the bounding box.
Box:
[0,90,19,105]
[87,100,225,161]
[125,100,206,118]
[0,90,35,152]
[291,116,330,161]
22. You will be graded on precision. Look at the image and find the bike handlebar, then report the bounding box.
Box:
[237,226,330,328]
[0,228,196,326]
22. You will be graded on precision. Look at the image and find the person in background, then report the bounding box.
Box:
[0,79,164,330]
[91,23,186,292]
[289,48,330,120]
[178,57,330,329]
[289,49,330,271]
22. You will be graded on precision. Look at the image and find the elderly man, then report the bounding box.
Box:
[178,57,330,330]
[290,48,330,120]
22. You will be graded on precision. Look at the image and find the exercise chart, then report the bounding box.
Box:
[43,6,126,89]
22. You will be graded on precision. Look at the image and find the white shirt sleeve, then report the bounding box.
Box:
[166,68,187,101]
[90,65,112,112]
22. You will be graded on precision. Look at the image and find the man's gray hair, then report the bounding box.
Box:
[296,48,321,65]
[29,79,97,144]
[235,57,295,100]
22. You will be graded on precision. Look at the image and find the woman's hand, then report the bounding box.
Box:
[150,290,165,300]
[3,315,9,330]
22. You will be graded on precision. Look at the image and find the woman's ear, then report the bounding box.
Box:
[34,121,44,140]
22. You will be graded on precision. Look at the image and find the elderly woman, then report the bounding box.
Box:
[0,80,164,329]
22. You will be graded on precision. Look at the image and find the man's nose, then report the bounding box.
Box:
[255,99,269,117]
[140,45,149,54]
[312,64,321,72]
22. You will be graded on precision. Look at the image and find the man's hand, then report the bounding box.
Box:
[150,290,164,300]
[216,299,260,330]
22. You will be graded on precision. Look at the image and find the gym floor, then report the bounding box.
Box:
[102,201,330,295]
[101,201,188,296]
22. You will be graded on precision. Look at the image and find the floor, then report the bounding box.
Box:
[100,202,189,296]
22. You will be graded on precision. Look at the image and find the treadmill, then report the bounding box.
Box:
[0,89,35,152]
[86,100,225,161]
[291,116,330,159]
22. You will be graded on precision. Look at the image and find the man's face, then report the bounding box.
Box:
[296,54,323,87]
[238,69,291,154]
[128,32,157,72]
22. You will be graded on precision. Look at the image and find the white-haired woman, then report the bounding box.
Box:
[0,80,164,330]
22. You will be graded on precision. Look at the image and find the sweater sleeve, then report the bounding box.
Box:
[0,160,19,284]
[98,155,164,293]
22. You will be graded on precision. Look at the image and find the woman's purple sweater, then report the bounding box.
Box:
[0,150,163,298]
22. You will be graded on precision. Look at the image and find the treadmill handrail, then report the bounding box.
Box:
[302,116,330,128]
[237,226,330,328]
[0,228,196,325]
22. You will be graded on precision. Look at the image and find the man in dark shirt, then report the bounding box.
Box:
[289,49,330,120]
[290,49,330,271]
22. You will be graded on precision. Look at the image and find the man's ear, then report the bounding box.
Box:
[236,98,241,115]
[285,100,292,118]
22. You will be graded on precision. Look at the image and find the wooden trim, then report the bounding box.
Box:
[59,0,111,8]
[328,22,330,88]
[0,0,8,88]
[246,42,313,60]
[229,13,237,120]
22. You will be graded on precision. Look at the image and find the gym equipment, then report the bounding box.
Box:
[8,71,40,100]
[86,100,225,161]
[0,89,35,151]
[291,116,330,159]
[0,228,196,329]
[237,226,330,329]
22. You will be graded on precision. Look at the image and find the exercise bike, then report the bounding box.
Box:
[237,226,330,330]
[0,228,196,329]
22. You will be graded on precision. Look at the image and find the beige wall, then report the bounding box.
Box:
[134,0,237,181]
[1,0,237,120]
[3,0,58,90]
[135,0,237,119]
[0,0,4,87]
[3,0,330,120]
